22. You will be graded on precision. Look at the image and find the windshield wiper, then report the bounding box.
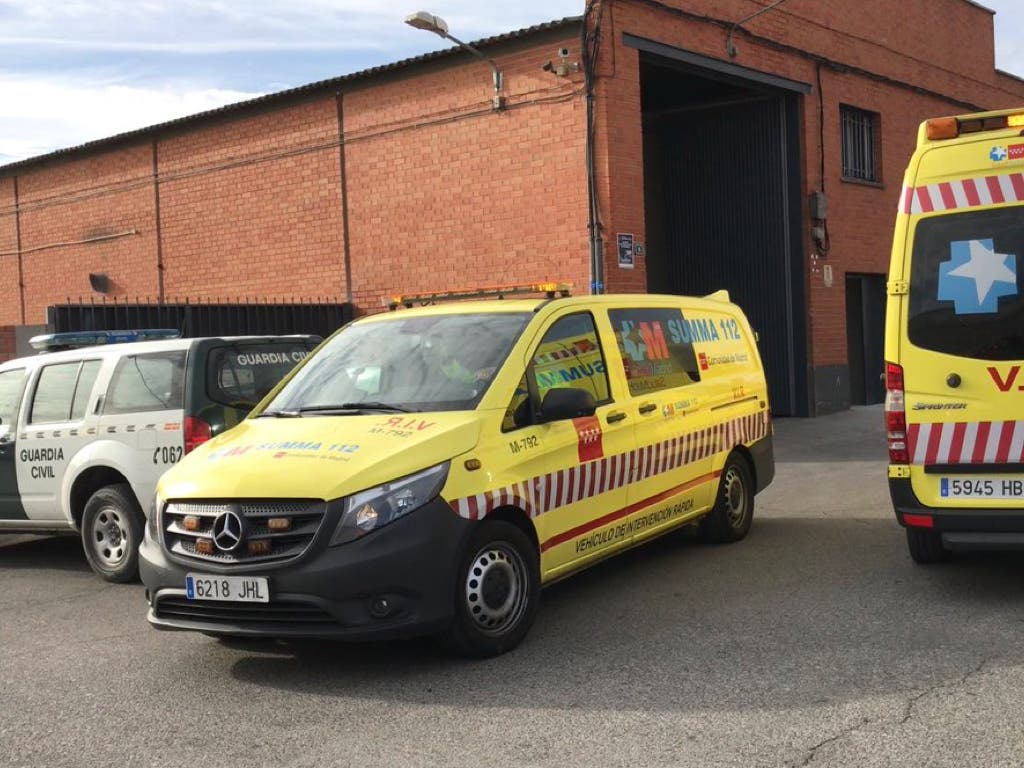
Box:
[256,409,302,418]
[297,402,415,414]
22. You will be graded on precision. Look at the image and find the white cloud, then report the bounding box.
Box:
[0,73,262,162]
[3,0,1024,166]
[0,0,582,54]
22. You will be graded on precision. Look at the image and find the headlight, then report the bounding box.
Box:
[330,462,449,546]
[148,494,163,539]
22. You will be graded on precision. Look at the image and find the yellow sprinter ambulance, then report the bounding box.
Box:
[886,108,1024,563]
[140,284,774,656]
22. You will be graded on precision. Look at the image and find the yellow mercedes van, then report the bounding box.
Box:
[886,108,1024,563]
[140,285,774,656]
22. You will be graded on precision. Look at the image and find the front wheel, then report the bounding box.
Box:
[441,520,540,658]
[81,484,144,583]
[700,454,754,543]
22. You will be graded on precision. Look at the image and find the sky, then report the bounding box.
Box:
[2,0,1024,167]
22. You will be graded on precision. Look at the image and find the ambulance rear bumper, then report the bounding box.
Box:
[889,477,1024,550]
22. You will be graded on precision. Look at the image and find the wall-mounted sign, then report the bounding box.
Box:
[617,233,635,269]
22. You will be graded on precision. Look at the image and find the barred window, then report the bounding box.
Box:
[841,105,880,183]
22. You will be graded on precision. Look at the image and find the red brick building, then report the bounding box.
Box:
[1,0,1022,414]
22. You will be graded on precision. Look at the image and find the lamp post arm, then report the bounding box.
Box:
[441,32,503,93]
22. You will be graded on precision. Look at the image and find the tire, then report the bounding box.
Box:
[700,454,754,544]
[81,484,144,583]
[906,527,949,564]
[441,520,540,658]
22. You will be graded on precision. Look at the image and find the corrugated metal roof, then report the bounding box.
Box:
[0,16,582,175]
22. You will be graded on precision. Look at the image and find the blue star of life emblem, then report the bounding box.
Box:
[990,146,1008,162]
[937,239,1018,314]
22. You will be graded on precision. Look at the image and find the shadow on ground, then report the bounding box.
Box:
[0,535,91,573]
[223,515,1024,714]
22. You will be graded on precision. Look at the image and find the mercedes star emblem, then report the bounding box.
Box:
[211,510,245,552]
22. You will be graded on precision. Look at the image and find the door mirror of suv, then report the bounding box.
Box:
[538,387,596,423]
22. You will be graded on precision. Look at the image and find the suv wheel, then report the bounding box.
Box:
[700,454,754,543]
[906,527,949,564]
[81,484,144,583]
[442,520,540,658]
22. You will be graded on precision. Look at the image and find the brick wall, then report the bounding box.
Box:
[0,26,587,328]
[587,0,1024,411]
[341,37,589,309]
[15,144,158,324]
[0,177,19,325]
[1,1,1022,408]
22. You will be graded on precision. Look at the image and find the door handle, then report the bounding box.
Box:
[638,402,657,414]
[606,411,627,424]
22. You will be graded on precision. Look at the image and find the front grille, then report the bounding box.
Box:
[162,500,326,565]
[155,597,336,626]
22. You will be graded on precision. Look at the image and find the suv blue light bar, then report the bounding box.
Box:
[29,329,181,352]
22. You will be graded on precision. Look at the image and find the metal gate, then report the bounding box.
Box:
[659,96,807,415]
[47,299,352,339]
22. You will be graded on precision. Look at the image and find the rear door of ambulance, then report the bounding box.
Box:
[895,133,1024,510]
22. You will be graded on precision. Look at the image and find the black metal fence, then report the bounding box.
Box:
[47,298,353,339]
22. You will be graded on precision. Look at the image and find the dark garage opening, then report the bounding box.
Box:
[845,273,886,405]
[632,38,809,416]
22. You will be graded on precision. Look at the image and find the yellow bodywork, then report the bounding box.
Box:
[887,107,1024,509]
[159,293,771,583]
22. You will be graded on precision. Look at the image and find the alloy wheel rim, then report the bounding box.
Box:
[92,507,129,567]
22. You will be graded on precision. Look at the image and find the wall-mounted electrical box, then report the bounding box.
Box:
[809,191,828,220]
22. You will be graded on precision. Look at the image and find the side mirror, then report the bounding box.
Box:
[539,387,596,423]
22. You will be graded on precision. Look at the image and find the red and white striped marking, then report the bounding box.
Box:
[450,410,770,520]
[908,420,1024,465]
[899,173,1024,215]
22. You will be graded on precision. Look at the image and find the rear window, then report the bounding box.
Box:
[909,207,1023,360]
[207,343,311,408]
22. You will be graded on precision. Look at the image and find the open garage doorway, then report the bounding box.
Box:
[630,37,810,416]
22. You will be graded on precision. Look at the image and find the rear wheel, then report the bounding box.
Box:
[81,484,144,583]
[700,454,754,543]
[906,527,949,564]
[441,520,540,658]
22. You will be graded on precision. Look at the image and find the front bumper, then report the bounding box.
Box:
[140,497,472,640]
[889,477,1024,551]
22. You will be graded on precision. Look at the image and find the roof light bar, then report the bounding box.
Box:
[926,112,1024,142]
[387,282,572,310]
[29,328,181,352]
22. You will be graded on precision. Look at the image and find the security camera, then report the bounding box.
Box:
[558,47,571,58]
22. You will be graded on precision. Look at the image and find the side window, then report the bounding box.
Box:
[105,351,186,414]
[30,362,83,424]
[609,307,700,396]
[0,368,26,429]
[71,360,102,421]
[503,312,610,432]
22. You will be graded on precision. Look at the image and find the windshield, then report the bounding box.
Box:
[909,205,1024,360]
[264,312,531,413]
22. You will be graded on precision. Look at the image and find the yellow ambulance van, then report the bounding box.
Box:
[140,285,774,656]
[886,108,1024,563]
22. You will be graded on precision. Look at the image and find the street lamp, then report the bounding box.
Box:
[405,11,504,110]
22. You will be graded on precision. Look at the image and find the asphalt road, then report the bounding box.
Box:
[2,406,1024,768]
